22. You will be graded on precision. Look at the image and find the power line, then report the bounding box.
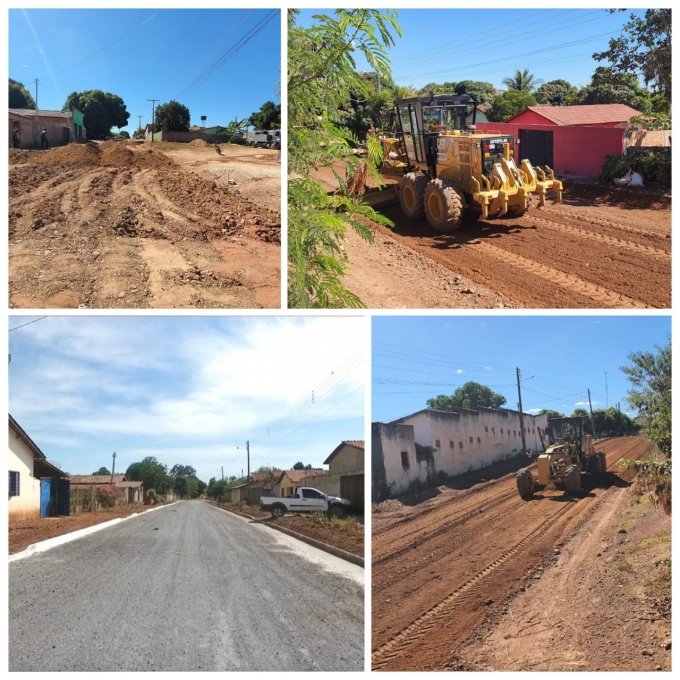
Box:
[9,316,47,332]
[176,9,277,97]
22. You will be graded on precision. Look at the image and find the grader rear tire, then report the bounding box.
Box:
[516,467,535,500]
[424,179,464,232]
[563,464,581,496]
[399,172,428,219]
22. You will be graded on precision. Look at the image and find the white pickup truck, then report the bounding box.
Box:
[260,487,352,519]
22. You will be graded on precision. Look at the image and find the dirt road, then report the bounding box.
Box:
[372,436,656,671]
[9,141,280,308]
[345,183,670,309]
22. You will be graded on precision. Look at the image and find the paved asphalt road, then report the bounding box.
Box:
[9,501,364,671]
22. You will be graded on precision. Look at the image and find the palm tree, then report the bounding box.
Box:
[502,69,537,93]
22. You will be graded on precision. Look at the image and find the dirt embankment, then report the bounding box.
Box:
[345,182,670,309]
[9,141,280,308]
[372,437,669,671]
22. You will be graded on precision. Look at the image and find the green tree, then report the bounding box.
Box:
[539,409,565,419]
[418,81,458,96]
[92,466,112,475]
[427,381,507,411]
[288,8,401,308]
[576,67,651,112]
[126,456,172,494]
[534,79,578,106]
[9,78,35,108]
[454,80,496,105]
[622,339,671,456]
[170,464,197,477]
[593,9,671,108]
[292,462,313,470]
[487,90,537,122]
[224,117,248,143]
[250,100,281,129]
[502,69,537,93]
[63,90,129,140]
[154,100,190,132]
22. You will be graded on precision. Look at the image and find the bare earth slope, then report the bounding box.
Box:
[9,142,280,308]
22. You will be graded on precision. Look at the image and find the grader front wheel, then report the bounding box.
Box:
[424,179,464,232]
[563,465,582,496]
[516,467,535,500]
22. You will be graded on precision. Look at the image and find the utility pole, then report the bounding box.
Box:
[587,388,597,440]
[111,451,117,483]
[221,466,224,481]
[605,371,609,409]
[148,99,159,143]
[246,440,251,495]
[137,115,143,133]
[516,367,527,455]
[34,79,39,117]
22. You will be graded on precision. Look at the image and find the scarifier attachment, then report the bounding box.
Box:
[520,159,563,207]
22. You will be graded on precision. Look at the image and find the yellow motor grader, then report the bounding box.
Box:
[516,416,607,500]
[382,94,563,232]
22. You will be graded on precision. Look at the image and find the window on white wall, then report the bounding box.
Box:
[401,451,410,469]
[9,471,20,497]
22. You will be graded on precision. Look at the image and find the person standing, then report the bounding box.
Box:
[40,128,48,149]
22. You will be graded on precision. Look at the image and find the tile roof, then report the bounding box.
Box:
[515,104,642,126]
[9,108,74,119]
[324,440,365,465]
[116,481,143,488]
[280,469,327,483]
[69,474,127,485]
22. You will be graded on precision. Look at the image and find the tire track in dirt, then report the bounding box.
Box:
[473,243,648,308]
[372,437,647,671]
[373,502,575,669]
[373,486,517,565]
[540,203,670,236]
[529,215,670,260]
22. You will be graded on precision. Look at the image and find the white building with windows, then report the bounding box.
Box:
[372,407,547,500]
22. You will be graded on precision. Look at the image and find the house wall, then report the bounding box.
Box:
[8,428,41,520]
[9,113,73,149]
[476,122,625,176]
[372,422,418,499]
[300,472,337,497]
[374,410,548,498]
[328,445,364,475]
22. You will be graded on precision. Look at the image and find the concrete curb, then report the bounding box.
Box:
[9,502,179,563]
[208,502,364,567]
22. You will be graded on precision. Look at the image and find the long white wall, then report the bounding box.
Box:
[373,409,548,498]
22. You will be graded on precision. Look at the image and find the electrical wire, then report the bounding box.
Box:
[9,316,47,332]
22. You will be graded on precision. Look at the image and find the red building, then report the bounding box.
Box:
[477,104,642,177]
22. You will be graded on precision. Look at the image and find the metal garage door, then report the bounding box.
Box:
[519,129,554,168]
[340,474,364,512]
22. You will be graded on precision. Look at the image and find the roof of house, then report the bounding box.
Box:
[9,414,68,478]
[324,440,365,465]
[9,108,74,120]
[386,405,540,425]
[69,474,127,485]
[510,104,642,126]
[250,469,282,485]
[279,468,327,484]
[116,481,143,489]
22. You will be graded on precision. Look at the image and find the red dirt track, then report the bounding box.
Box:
[371,436,651,671]
[359,182,670,309]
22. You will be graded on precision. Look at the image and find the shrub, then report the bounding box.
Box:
[95,484,119,508]
[146,488,159,505]
[599,148,671,187]
[620,457,671,515]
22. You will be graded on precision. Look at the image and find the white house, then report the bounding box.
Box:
[372,407,548,499]
[8,415,69,520]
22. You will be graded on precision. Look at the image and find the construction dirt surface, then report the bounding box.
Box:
[343,181,670,309]
[9,141,280,308]
[372,436,671,671]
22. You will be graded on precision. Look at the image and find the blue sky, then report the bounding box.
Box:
[9,8,280,131]
[295,8,642,90]
[8,317,365,484]
[372,315,671,423]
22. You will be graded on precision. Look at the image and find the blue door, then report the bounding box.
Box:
[40,479,52,517]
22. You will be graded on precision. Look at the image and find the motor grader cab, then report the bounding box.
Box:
[516,416,607,500]
[391,94,562,232]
